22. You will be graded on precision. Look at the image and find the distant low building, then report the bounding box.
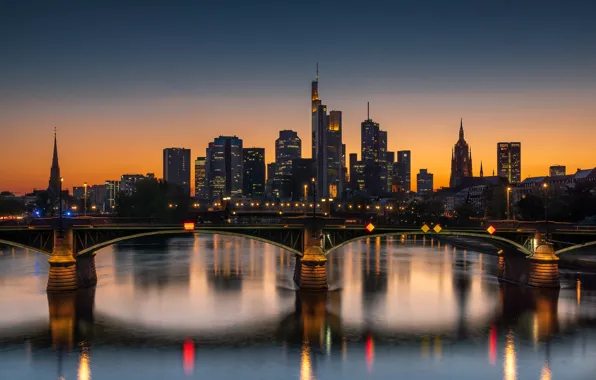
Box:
[417,169,434,194]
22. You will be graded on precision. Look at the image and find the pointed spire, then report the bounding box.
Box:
[367,102,370,120]
[52,127,59,169]
[480,161,484,177]
[459,118,464,141]
[316,62,319,82]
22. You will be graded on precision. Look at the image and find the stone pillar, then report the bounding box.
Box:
[295,222,328,291]
[498,255,505,279]
[528,240,560,288]
[77,254,97,288]
[47,229,78,292]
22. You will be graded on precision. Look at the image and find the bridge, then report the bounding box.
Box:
[1,216,596,292]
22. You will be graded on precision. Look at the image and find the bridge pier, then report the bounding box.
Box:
[47,229,78,292]
[528,242,559,288]
[294,218,328,291]
[76,255,98,288]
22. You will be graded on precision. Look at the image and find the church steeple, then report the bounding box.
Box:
[48,129,61,198]
[480,161,484,177]
[459,118,464,141]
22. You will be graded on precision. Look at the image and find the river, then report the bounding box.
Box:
[0,234,595,379]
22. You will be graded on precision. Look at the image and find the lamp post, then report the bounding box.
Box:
[311,177,316,218]
[506,187,512,220]
[543,182,549,241]
[83,182,88,217]
[59,177,63,234]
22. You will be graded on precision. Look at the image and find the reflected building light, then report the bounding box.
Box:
[183,339,195,375]
[300,342,314,380]
[577,279,581,306]
[326,326,332,356]
[342,337,347,361]
[489,325,497,366]
[532,314,539,348]
[434,336,442,360]
[540,361,552,380]
[421,336,430,359]
[78,344,91,380]
[365,335,374,373]
[504,331,517,380]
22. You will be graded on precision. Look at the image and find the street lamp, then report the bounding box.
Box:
[59,177,63,234]
[506,187,512,220]
[83,182,88,216]
[543,182,549,240]
[311,177,317,217]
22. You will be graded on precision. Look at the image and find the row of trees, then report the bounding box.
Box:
[115,178,190,221]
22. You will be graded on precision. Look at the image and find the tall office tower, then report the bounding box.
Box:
[47,131,61,199]
[242,148,265,199]
[105,180,121,210]
[393,150,411,192]
[326,110,343,198]
[361,103,380,164]
[386,151,395,191]
[449,119,473,188]
[194,157,208,199]
[275,130,301,199]
[311,64,321,161]
[266,162,277,199]
[549,165,566,177]
[163,148,191,194]
[417,169,434,194]
[120,174,145,195]
[497,142,521,184]
[205,136,243,200]
[377,130,388,193]
[291,158,315,201]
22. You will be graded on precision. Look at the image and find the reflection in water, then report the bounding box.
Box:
[1,235,596,379]
[504,331,517,380]
[300,342,315,380]
[78,343,91,380]
[577,279,581,305]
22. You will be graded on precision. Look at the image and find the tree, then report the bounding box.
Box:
[116,179,191,222]
[517,194,545,221]
[0,198,26,216]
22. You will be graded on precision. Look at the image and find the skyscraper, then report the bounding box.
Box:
[194,157,208,199]
[205,136,243,199]
[449,119,473,188]
[163,148,191,194]
[394,150,411,192]
[242,148,265,199]
[47,131,61,199]
[549,165,566,177]
[361,104,380,164]
[386,151,395,191]
[326,110,343,198]
[275,130,301,200]
[417,169,434,194]
[497,142,521,184]
[310,67,344,198]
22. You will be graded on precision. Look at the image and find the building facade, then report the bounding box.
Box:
[549,165,566,177]
[194,157,208,199]
[394,150,411,192]
[497,142,521,184]
[120,174,145,195]
[163,148,191,194]
[450,119,473,188]
[291,158,315,201]
[275,130,301,200]
[242,148,266,199]
[206,136,243,200]
[326,110,343,198]
[417,169,434,194]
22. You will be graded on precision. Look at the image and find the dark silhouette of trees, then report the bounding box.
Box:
[115,179,190,222]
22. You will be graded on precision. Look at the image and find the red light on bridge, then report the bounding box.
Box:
[183,338,195,374]
[184,222,195,231]
[489,325,497,365]
[487,225,496,235]
[365,223,375,233]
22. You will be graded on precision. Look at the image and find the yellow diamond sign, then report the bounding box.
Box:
[365,222,375,233]
[487,225,496,235]
[433,224,443,233]
[421,224,430,233]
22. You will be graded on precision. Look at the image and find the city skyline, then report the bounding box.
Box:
[2,1,596,194]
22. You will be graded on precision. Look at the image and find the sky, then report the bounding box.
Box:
[1,0,595,194]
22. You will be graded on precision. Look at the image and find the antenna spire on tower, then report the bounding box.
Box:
[367,102,370,120]
[316,62,319,81]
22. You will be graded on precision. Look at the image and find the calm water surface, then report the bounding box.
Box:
[0,235,595,379]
